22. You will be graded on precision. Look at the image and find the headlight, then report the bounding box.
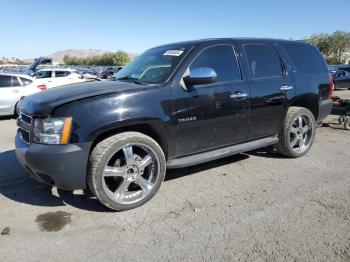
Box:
[34,117,73,144]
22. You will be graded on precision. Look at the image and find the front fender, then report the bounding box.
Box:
[52,86,174,156]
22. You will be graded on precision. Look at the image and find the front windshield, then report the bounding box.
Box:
[115,45,189,84]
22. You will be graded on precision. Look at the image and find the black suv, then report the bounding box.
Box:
[16,38,333,211]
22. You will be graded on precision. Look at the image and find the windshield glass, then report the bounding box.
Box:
[115,45,189,84]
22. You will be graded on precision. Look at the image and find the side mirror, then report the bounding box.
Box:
[183,67,217,87]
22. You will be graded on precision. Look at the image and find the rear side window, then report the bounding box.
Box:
[20,77,33,86]
[0,75,12,87]
[190,45,241,82]
[244,44,282,78]
[55,71,70,77]
[283,44,327,74]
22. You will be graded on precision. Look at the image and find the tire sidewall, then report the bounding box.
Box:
[285,108,316,158]
[89,133,166,211]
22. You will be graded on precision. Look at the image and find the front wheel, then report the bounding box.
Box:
[275,107,316,158]
[88,132,166,211]
[14,102,20,118]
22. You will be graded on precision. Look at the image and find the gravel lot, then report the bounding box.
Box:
[0,90,349,261]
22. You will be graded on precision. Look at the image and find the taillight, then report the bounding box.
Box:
[38,84,47,91]
[328,73,334,98]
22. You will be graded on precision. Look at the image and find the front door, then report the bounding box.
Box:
[170,44,250,157]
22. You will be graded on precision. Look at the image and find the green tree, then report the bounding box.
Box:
[63,51,131,66]
[111,51,130,66]
[308,31,350,64]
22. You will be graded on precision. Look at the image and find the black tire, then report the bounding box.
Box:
[87,132,166,211]
[14,102,20,118]
[275,106,316,158]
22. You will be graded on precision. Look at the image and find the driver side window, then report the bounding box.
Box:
[190,45,241,83]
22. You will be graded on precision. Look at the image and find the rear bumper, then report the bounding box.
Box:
[317,99,333,122]
[15,132,92,190]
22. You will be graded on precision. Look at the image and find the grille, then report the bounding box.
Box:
[17,112,33,144]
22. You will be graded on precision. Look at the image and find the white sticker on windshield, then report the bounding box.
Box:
[163,50,184,56]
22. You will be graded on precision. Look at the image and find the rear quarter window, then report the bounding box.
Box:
[283,44,328,74]
[12,76,21,87]
[20,77,33,85]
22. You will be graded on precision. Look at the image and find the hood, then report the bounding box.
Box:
[26,57,53,75]
[21,80,140,115]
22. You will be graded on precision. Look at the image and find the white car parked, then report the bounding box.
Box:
[33,68,85,88]
[0,73,46,116]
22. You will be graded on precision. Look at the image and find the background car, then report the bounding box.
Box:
[33,68,85,88]
[100,67,116,79]
[0,73,46,116]
[332,66,350,90]
[76,68,100,80]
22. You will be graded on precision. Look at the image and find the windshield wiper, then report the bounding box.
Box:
[116,76,146,85]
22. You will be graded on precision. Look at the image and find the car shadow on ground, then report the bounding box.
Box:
[246,145,287,159]
[164,145,286,181]
[0,116,15,121]
[0,146,280,212]
[165,153,250,181]
[321,121,349,131]
[0,150,111,212]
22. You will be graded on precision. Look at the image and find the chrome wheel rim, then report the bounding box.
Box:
[102,143,160,205]
[289,115,314,154]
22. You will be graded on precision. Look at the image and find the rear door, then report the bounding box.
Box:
[0,75,21,115]
[238,42,293,139]
[171,43,250,156]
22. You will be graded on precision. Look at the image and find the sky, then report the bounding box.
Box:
[1,0,349,59]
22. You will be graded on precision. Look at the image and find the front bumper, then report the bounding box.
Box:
[15,132,92,190]
[317,99,333,122]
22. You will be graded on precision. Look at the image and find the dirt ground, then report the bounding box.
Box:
[0,90,349,261]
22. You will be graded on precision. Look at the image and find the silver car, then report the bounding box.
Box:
[0,73,46,116]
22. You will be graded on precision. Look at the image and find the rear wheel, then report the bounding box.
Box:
[88,132,166,211]
[275,107,316,158]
